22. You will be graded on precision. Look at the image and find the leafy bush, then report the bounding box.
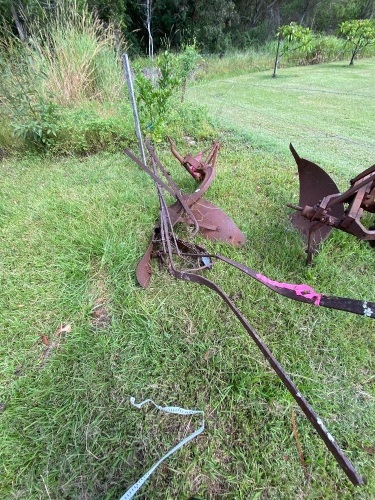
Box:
[0,53,60,150]
[134,44,203,140]
[177,41,203,102]
[273,23,314,77]
[134,51,181,140]
[11,99,60,149]
[14,99,214,156]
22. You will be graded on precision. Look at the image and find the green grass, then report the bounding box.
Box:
[189,57,375,176]
[1,59,374,499]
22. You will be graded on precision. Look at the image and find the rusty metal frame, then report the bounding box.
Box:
[288,145,375,264]
[124,141,375,486]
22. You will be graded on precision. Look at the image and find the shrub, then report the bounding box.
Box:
[176,42,203,102]
[273,23,314,77]
[131,42,207,141]
[52,104,134,155]
[0,49,61,150]
[339,19,375,65]
[0,0,126,153]
[135,51,180,139]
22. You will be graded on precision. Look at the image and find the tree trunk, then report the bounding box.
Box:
[349,41,361,66]
[146,0,154,61]
[11,4,26,43]
[273,37,281,77]
[361,0,375,19]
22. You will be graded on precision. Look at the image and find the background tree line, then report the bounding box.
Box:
[1,0,374,54]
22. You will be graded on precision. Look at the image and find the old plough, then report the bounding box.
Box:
[125,139,375,486]
[288,144,375,264]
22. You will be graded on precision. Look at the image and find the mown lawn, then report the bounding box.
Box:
[189,57,375,176]
[0,59,374,499]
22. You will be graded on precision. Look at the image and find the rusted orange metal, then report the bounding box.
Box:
[125,139,245,286]
[288,144,375,263]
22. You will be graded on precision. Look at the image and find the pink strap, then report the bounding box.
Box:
[256,273,322,306]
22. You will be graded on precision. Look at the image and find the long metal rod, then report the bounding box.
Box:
[145,140,200,237]
[326,172,375,209]
[122,53,147,165]
[175,269,364,486]
[168,250,375,319]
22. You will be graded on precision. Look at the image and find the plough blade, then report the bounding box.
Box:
[135,197,246,289]
[128,139,245,287]
[188,199,246,247]
[288,144,375,262]
[136,241,153,288]
[289,144,345,254]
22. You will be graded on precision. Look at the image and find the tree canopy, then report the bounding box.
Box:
[339,18,375,64]
[1,0,374,54]
[273,22,313,77]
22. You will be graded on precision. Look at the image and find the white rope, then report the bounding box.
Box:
[120,397,205,500]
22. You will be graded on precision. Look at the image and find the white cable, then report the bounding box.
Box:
[120,397,205,500]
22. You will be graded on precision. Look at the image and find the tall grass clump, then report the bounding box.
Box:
[0,0,127,153]
[199,35,375,80]
[287,35,349,65]
[200,46,275,79]
[283,34,375,66]
[27,1,123,105]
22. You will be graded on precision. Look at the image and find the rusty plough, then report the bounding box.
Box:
[125,139,375,486]
[288,144,375,264]
[126,138,245,287]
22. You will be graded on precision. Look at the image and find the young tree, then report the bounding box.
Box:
[339,19,375,65]
[134,51,181,139]
[273,22,313,78]
[177,41,202,102]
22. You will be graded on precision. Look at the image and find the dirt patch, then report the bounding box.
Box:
[89,264,112,330]
[91,300,111,329]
